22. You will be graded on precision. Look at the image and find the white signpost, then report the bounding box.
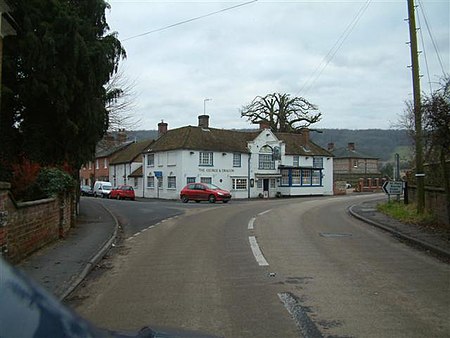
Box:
[382,181,403,201]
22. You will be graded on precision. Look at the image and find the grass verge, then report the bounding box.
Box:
[377,201,437,226]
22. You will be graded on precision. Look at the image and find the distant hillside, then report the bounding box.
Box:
[119,128,412,163]
[310,129,412,162]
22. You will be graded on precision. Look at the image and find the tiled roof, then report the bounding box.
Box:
[276,132,333,157]
[129,165,143,177]
[144,126,331,156]
[110,139,154,164]
[145,126,259,153]
[96,141,133,158]
[332,148,377,159]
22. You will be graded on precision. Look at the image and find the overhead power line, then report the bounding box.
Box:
[417,0,447,78]
[296,0,372,96]
[122,0,258,42]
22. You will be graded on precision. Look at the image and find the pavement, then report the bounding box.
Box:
[18,196,450,301]
[18,198,119,300]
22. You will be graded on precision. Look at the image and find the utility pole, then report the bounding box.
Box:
[407,0,425,214]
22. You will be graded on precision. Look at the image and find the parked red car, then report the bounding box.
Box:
[109,185,135,200]
[180,182,231,203]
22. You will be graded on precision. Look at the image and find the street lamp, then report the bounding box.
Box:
[203,98,211,115]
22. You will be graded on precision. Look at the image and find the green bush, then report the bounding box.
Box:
[35,168,75,197]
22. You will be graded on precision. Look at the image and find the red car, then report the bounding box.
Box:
[109,185,135,200]
[180,182,231,203]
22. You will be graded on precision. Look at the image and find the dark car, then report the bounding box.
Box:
[80,185,93,196]
[110,185,135,200]
[0,257,221,338]
[180,183,231,203]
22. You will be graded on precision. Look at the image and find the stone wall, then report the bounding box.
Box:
[0,182,75,263]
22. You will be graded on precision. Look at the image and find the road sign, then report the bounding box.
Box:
[382,181,403,195]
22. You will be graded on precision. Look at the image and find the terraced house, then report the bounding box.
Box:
[141,115,334,200]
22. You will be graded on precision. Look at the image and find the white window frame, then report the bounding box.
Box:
[200,177,212,184]
[147,176,155,188]
[167,176,176,189]
[233,153,241,167]
[199,152,213,166]
[232,178,247,190]
[313,157,323,168]
[147,154,155,167]
[258,154,275,170]
[293,155,300,167]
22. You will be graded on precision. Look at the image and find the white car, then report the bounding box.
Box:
[93,181,112,198]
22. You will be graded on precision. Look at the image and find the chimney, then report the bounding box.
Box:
[117,129,127,143]
[158,120,168,136]
[348,142,355,151]
[198,115,209,128]
[259,121,271,130]
[327,142,334,151]
[300,128,310,144]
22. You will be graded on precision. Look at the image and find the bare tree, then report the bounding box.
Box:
[240,93,321,132]
[105,67,141,131]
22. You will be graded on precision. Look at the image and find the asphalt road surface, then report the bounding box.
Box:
[69,195,450,338]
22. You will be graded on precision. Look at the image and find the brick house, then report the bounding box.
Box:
[79,133,132,186]
[329,142,382,191]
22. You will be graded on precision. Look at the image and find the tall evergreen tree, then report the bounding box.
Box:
[1,0,126,174]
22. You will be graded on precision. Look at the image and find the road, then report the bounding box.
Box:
[69,195,450,338]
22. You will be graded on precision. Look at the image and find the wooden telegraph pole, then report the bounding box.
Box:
[407,0,425,214]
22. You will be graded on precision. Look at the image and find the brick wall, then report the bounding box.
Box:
[0,182,75,263]
[408,185,449,226]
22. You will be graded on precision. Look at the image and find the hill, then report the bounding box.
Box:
[119,128,412,163]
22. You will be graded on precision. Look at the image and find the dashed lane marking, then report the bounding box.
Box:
[249,236,269,266]
[248,217,256,230]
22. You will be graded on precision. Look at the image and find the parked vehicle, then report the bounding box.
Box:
[93,181,112,198]
[80,185,93,196]
[180,183,231,203]
[110,185,135,200]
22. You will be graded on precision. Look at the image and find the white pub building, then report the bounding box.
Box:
[141,115,333,200]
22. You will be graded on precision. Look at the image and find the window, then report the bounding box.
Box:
[168,176,176,189]
[199,152,213,166]
[293,155,299,167]
[104,158,108,169]
[257,179,263,189]
[96,159,99,170]
[281,169,289,186]
[259,154,275,170]
[147,176,155,188]
[301,170,311,185]
[312,170,321,186]
[187,177,196,184]
[158,177,163,188]
[232,178,247,190]
[200,177,212,184]
[88,161,92,170]
[313,157,323,168]
[233,153,241,167]
[147,154,154,167]
[292,169,301,185]
[134,178,138,188]
[270,179,276,189]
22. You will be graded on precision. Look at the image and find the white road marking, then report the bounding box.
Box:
[248,217,256,230]
[249,236,269,266]
[258,209,272,216]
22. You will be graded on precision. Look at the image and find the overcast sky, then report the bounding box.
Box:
[105,0,449,131]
